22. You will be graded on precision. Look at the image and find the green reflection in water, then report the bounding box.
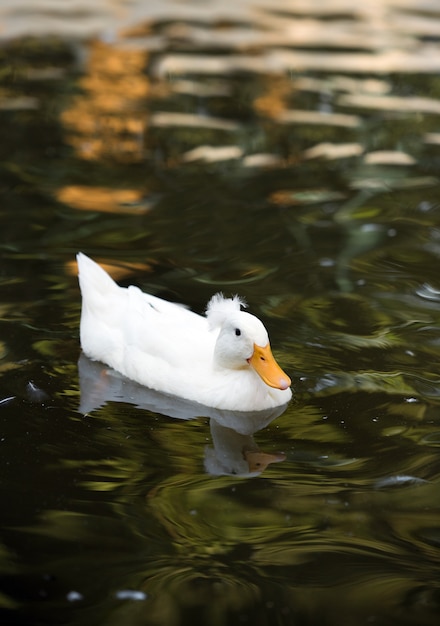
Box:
[2,8,440,626]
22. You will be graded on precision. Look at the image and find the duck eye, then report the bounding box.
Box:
[235,328,241,337]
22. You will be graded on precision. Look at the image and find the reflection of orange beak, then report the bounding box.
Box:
[244,450,286,473]
[247,343,291,390]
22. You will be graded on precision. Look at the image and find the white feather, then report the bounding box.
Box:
[206,292,247,330]
[77,254,291,411]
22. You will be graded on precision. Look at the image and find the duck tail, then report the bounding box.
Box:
[77,253,118,299]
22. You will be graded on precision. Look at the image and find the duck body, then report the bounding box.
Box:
[77,253,292,411]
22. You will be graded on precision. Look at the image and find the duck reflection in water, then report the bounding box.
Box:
[78,353,287,477]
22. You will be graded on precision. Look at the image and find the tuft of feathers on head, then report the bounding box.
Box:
[206,292,247,330]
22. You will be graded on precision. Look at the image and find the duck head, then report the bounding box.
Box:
[208,295,291,391]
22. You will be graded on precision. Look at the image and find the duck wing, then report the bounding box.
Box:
[124,284,215,367]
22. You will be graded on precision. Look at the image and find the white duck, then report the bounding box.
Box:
[77,253,292,411]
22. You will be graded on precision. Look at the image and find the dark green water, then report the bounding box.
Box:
[1,2,440,625]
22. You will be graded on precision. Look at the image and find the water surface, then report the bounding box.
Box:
[1,1,440,625]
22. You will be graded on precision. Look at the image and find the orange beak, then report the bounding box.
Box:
[247,343,291,390]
